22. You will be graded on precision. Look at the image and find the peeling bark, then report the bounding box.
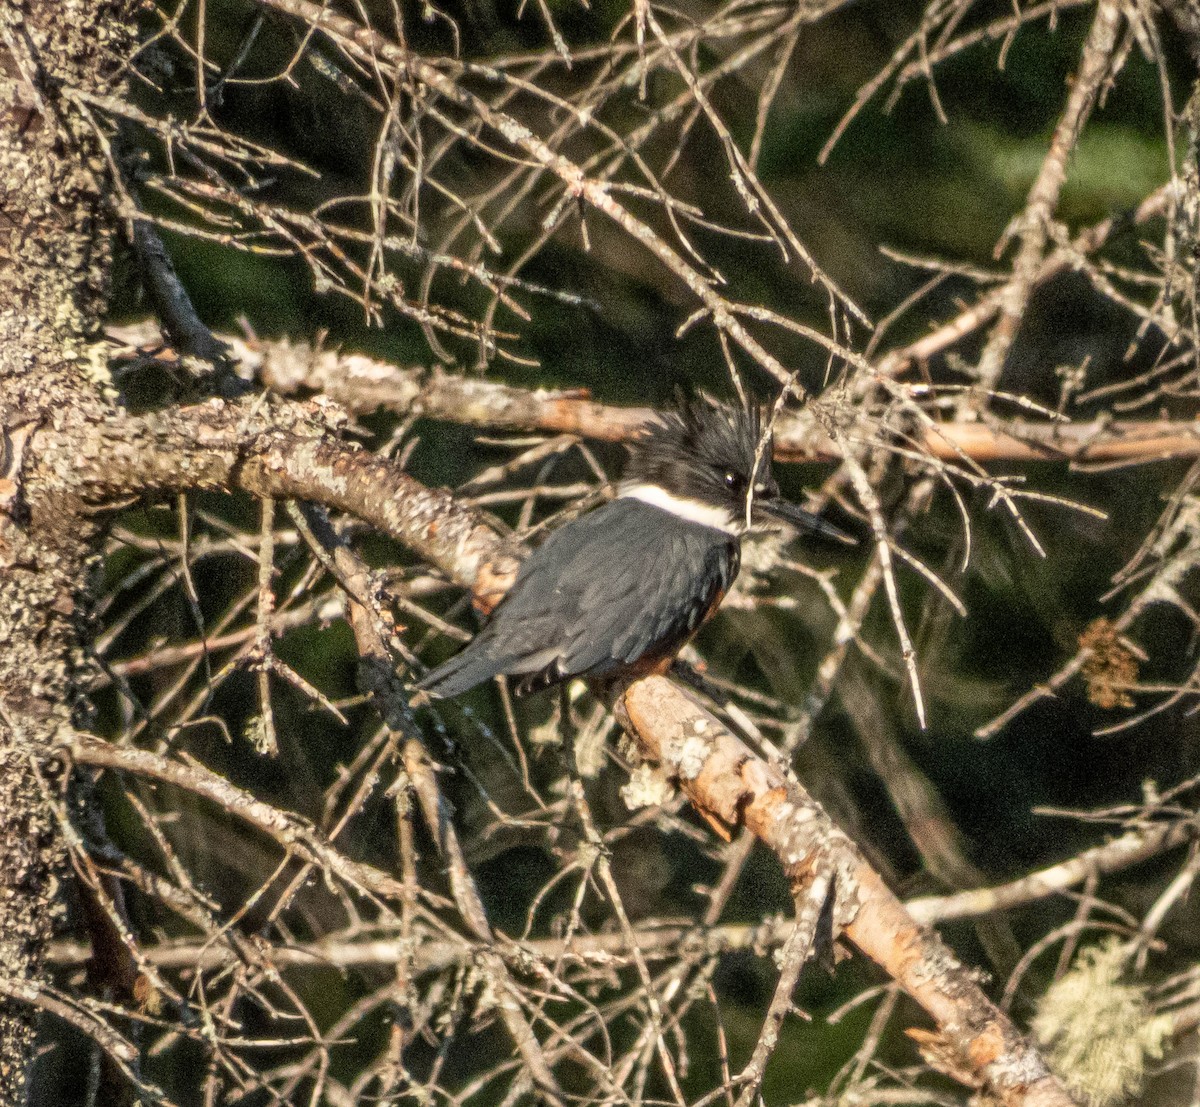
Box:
[0,1,135,1100]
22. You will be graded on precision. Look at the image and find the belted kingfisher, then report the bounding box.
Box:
[418,398,848,699]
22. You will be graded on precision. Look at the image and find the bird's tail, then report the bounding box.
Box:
[417,644,505,700]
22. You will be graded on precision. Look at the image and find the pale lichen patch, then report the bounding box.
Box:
[621,763,676,810]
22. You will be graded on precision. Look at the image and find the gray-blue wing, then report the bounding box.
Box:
[418,499,738,698]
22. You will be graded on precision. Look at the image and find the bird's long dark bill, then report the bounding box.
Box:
[754,498,856,544]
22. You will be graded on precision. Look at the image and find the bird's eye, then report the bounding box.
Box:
[724,471,745,492]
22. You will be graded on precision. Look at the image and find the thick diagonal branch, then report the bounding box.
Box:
[54,397,1077,1105]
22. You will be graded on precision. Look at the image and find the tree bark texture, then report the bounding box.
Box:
[0,1,134,1099]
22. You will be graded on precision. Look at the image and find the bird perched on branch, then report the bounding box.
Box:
[418,397,850,699]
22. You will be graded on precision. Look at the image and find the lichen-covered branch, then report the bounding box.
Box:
[108,323,1200,467]
[36,390,1080,1103]
[619,677,1077,1107]
[0,2,137,1101]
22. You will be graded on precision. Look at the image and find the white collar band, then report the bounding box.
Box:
[619,483,743,535]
